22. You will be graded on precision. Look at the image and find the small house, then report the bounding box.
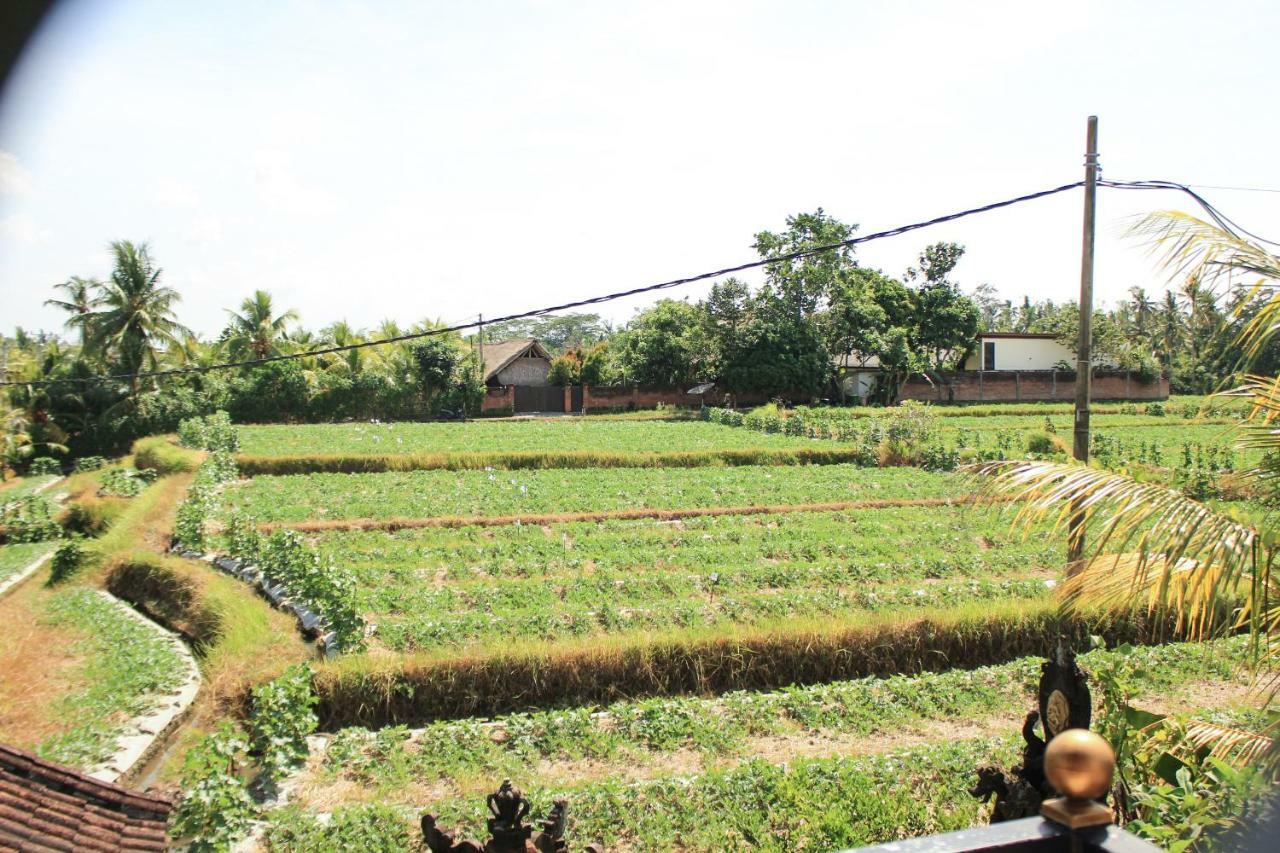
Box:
[478,338,553,387]
[962,333,1076,371]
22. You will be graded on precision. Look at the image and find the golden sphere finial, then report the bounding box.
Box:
[1044,728,1115,801]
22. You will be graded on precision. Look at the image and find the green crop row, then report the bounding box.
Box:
[0,541,56,584]
[220,465,972,524]
[236,420,824,457]
[268,738,1013,852]
[309,638,1246,794]
[36,587,187,769]
[298,504,1057,583]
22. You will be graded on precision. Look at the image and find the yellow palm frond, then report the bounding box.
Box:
[969,460,1258,638]
[1183,720,1275,768]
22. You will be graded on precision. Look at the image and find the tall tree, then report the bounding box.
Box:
[83,241,188,393]
[752,209,857,317]
[224,290,299,360]
[44,276,101,346]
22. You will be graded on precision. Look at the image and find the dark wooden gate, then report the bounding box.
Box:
[570,386,583,411]
[514,385,563,413]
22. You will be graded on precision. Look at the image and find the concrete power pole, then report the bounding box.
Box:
[1069,116,1099,566]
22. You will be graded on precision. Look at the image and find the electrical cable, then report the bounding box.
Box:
[0,180,1086,388]
[5,178,1274,389]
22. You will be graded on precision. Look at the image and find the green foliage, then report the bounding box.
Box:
[265,803,419,853]
[0,495,62,542]
[612,299,707,387]
[249,664,318,787]
[254,529,366,652]
[97,466,153,497]
[177,410,240,452]
[72,455,107,473]
[36,587,186,767]
[48,538,89,584]
[221,464,969,524]
[171,723,258,851]
[28,456,61,476]
[173,452,240,551]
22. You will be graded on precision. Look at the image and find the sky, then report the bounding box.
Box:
[2,0,1279,340]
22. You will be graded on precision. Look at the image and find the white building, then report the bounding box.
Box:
[962,333,1076,371]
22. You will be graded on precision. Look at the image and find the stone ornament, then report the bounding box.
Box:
[422,781,602,853]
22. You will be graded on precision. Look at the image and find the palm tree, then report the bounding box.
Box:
[973,210,1280,772]
[1128,286,1157,339]
[1156,290,1186,367]
[224,290,299,360]
[319,320,365,375]
[44,276,101,346]
[83,241,188,393]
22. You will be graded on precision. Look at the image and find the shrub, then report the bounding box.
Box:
[73,455,107,473]
[177,411,240,452]
[170,723,258,851]
[28,457,61,476]
[249,664,318,789]
[1144,402,1166,416]
[265,803,417,853]
[256,530,365,653]
[0,495,62,543]
[48,538,90,584]
[133,436,203,474]
[742,404,784,434]
[1026,432,1065,455]
[60,497,124,538]
[97,467,152,497]
[173,452,240,552]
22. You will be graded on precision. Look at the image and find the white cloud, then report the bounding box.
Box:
[152,177,200,208]
[0,151,33,198]
[0,212,51,244]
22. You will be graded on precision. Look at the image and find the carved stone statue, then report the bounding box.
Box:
[422,783,599,853]
[971,640,1094,822]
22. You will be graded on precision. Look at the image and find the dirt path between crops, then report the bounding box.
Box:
[264,494,1016,534]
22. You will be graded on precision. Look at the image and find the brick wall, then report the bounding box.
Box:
[897,370,1169,403]
[481,386,515,413]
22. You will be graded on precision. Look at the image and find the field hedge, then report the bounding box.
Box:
[235,446,879,476]
[132,436,205,475]
[105,552,224,651]
[311,601,1182,728]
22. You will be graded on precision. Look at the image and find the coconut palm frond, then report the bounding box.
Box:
[1129,211,1280,290]
[1183,720,1276,768]
[969,460,1258,637]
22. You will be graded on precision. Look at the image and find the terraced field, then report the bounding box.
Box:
[268,639,1255,851]
[238,420,827,457]
[285,505,1061,652]
[218,465,972,524]
[158,403,1266,851]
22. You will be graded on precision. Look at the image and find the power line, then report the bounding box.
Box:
[5,177,1275,390]
[1186,183,1280,195]
[1,180,1087,389]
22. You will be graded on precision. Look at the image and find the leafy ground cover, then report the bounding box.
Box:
[0,581,186,770]
[0,474,61,504]
[0,540,56,584]
[218,465,972,524]
[237,420,827,457]
[270,639,1252,851]
[282,506,1063,651]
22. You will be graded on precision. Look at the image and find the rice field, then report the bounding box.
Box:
[179,406,1260,851]
[218,464,972,524]
[237,420,827,457]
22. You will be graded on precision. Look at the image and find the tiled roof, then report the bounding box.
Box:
[0,743,172,852]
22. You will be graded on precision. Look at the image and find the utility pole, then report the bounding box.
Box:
[1069,115,1099,566]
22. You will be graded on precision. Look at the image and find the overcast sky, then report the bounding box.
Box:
[2,0,1279,339]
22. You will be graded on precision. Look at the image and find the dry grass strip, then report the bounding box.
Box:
[263,494,1014,534]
